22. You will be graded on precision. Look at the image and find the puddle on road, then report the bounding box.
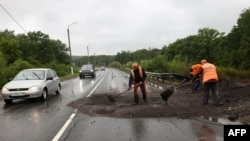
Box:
[189,116,241,141]
[197,116,242,125]
[66,114,242,141]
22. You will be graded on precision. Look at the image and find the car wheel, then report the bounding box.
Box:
[41,89,48,100]
[4,99,13,104]
[56,85,61,95]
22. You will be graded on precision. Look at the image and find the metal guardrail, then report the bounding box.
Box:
[146,72,191,83]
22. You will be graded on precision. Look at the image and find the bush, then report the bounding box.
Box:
[6,59,34,78]
[140,55,168,73]
[109,61,122,68]
[217,67,250,81]
[42,61,73,77]
[0,59,34,87]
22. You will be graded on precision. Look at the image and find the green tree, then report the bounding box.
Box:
[0,51,7,86]
[197,28,225,62]
[237,8,250,69]
[115,51,132,65]
[0,30,21,65]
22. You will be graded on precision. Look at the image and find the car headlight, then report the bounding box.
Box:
[1,87,9,93]
[90,69,93,72]
[29,86,39,92]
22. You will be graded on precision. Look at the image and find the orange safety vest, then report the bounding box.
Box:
[201,63,218,84]
[131,67,143,80]
[191,64,201,75]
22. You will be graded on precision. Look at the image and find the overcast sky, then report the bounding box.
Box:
[1,0,250,56]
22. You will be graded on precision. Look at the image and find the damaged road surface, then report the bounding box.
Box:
[65,68,249,141]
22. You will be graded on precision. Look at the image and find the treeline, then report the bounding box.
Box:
[73,55,115,68]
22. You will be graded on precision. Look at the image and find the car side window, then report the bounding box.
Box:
[46,70,52,79]
[49,70,57,78]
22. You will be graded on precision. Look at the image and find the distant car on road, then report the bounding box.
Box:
[100,66,105,71]
[1,68,61,104]
[79,64,96,79]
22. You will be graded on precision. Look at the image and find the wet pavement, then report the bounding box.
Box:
[0,68,243,141]
[60,112,240,141]
[60,69,242,141]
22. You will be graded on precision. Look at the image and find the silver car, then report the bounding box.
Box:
[1,68,61,104]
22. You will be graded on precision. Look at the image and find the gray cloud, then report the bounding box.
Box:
[1,0,250,55]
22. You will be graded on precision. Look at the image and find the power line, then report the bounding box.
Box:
[0,3,27,33]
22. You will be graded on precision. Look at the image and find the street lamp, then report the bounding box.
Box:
[67,22,77,74]
[87,43,91,64]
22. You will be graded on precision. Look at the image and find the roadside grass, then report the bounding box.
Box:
[118,67,131,74]
[217,67,250,82]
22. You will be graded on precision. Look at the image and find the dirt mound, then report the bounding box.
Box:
[68,79,250,124]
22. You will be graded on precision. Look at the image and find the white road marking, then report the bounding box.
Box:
[86,73,106,97]
[52,72,106,141]
[52,109,78,141]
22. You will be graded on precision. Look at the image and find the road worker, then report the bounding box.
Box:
[192,59,223,106]
[128,63,147,104]
[190,63,202,93]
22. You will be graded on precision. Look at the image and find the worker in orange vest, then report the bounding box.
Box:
[128,63,147,104]
[192,59,223,106]
[190,63,202,93]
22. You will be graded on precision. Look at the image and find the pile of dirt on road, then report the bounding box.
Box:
[68,79,250,124]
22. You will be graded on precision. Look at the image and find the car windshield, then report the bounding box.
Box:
[81,65,92,70]
[13,70,45,80]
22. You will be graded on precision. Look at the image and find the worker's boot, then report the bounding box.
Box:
[134,95,139,104]
[143,94,147,103]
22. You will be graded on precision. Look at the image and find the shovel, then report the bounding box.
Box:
[108,89,131,102]
[161,80,192,103]
[108,83,140,102]
[174,80,192,89]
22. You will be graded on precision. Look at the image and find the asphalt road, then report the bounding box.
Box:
[0,69,108,141]
[0,68,226,141]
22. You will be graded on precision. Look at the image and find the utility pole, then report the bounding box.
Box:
[94,53,95,66]
[67,22,77,74]
[87,45,90,64]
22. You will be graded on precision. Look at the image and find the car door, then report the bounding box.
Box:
[46,70,55,94]
[49,69,59,92]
